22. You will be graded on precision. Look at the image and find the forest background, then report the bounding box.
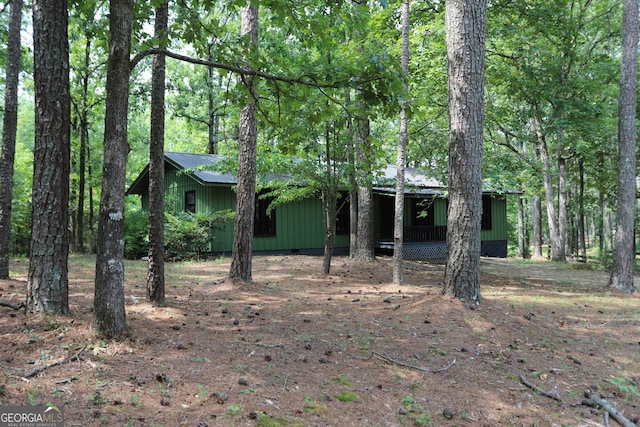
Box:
[0,0,633,267]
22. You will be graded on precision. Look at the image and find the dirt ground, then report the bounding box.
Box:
[1,255,639,427]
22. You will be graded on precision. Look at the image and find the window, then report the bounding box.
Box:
[336,192,350,235]
[254,192,276,237]
[481,195,492,230]
[185,190,196,213]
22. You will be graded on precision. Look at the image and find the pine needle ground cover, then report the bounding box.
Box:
[1,256,638,426]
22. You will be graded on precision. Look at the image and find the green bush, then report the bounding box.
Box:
[124,208,149,260]
[164,210,234,260]
[124,207,234,261]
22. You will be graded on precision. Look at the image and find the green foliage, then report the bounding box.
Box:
[124,207,149,260]
[164,210,234,260]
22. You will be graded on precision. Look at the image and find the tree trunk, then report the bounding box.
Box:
[609,0,638,293]
[538,137,563,261]
[27,0,71,314]
[147,1,168,306]
[532,195,543,258]
[229,1,258,282]
[94,0,132,338]
[443,0,487,303]
[322,126,336,275]
[354,115,375,262]
[557,153,568,260]
[518,197,528,258]
[0,0,23,280]
[393,0,410,285]
[345,90,358,259]
[578,159,587,260]
[76,37,92,254]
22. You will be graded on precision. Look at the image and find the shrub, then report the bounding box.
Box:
[124,208,149,260]
[164,210,234,260]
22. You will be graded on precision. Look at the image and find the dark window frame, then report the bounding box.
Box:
[254,192,276,237]
[185,190,196,213]
[481,195,492,231]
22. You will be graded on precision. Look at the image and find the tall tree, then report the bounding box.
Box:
[27,0,71,314]
[147,1,169,305]
[443,0,487,302]
[94,0,133,337]
[393,0,410,285]
[229,0,259,281]
[0,0,23,280]
[608,0,638,293]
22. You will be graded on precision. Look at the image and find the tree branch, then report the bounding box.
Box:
[372,351,456,373]
[520,375,564,403]
[130,48,343,89]
[0,301,24,310]
[581,392,637,427]
[23,344,87,378]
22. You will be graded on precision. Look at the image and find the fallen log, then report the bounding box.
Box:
[582,392,637,427]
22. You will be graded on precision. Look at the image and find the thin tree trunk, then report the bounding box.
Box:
[393,0,410,285]
[93,0,132,338]
[229,1,258,281]
[557,153,568,260]
[27,0,71,314]
[609,0,638,293]
[518,197,527,258]
[322,126,336,275]
[0,0,23,279]
[77,37,92,253]
[532,195,543,258]
[147,1,168,305]
[578,159,587,259]
[538,137,563,261]
[443,0,487,303]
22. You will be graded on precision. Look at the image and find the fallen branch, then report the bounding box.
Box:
[23,344,87,379]
[256,342,284,348]
[581,392,637,427]
[519,375,563,403]
[372,351,456,373]
[0,300,24,310]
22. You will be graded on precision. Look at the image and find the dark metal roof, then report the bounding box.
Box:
[127,152,519,196]
[165,152,236,184]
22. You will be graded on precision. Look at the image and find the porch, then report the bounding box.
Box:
[375,225,448,260]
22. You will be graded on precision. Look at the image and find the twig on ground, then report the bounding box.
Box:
[23,344,87,379]
[519,375,564,403]
[0,301,24,310]
[256,342,284,348]
[580,392,637,427]
[372,351,456,373]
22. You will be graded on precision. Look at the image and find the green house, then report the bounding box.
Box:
[127,152,510,259]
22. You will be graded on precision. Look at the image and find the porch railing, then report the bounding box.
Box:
[403,225,447,242]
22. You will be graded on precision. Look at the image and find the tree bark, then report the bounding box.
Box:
[443,0,487,303]
[609,0,638,293]
[0,0,23,279]
[147,1,168,306]
[354,115,375,262]
[322,126,336,275]
[393,0,410,285]
[229,1,258,281]
[531,195,543,258]
[27,0,71,314]
[76,37,92,253]
[94,0,132,338]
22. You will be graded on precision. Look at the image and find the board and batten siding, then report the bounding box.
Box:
[163,172,348,253]
[481,196,508,241]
